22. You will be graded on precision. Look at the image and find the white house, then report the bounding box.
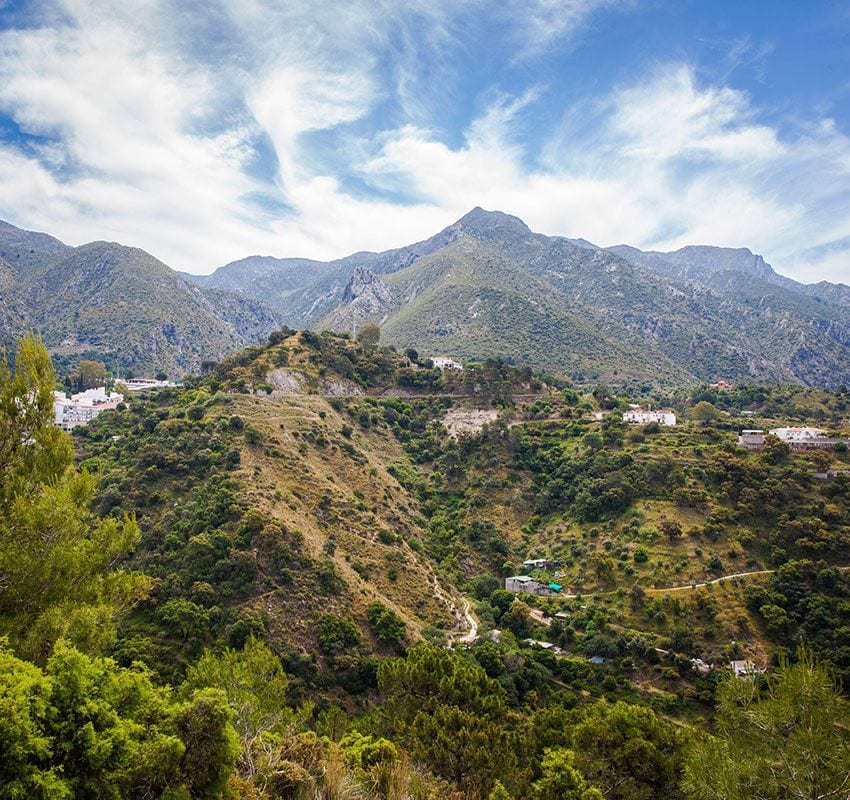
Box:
[522,558,556,571]
[623,408,676,426]
[729,660,763,678]
[770,426,826,442]
[431,357,463,371]
[769,426,847,450]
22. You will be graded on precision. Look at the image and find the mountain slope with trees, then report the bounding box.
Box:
[2,331,849,799]
[0,220,281,376]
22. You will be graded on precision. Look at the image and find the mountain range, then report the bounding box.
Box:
[193,208,850,389]
[1,210,848,387]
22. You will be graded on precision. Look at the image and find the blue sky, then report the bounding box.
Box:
[0,0,848,281]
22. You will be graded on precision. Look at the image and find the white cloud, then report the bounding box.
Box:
[0,1,847,287]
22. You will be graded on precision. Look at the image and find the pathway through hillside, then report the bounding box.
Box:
[430,575,478,646]
[545,565,850,606]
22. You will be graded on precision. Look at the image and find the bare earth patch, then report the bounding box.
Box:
[443,406,499,438]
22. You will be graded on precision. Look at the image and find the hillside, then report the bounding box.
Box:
[76,332,557,678]
[73,333,850,692]
[204,208,850,389]
[0,220,281,375]
[5,330,848,799]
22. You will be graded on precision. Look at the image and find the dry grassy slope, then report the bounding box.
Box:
[228,391,456,650]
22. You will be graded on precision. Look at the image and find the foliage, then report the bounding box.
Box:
[683,651,850,800]
[0,641,238,800]
[0,335,145,660]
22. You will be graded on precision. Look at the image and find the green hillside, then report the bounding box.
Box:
[3,332,849,800]
[0,222,281,376]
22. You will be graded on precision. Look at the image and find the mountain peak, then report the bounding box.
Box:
[442,207,534,246]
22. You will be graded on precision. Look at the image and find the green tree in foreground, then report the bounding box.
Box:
[183,638,293,778]
[0,641,238,800]
[683,650,850,800]
[0,335,146,659]
[378,643,516,797]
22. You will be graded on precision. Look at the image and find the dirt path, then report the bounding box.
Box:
[552,565,850,602]
[430,575,478,645]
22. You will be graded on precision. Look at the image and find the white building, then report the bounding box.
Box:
[431,357,463,371]
[522,558,556,571]
[729,659,763,678]
[53,387,124,431]
[770,426,827,442]
[769,426,847,450]
[121,377,175,392]
[623,408,676,426]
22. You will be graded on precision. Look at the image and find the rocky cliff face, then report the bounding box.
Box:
[328,267,394,330]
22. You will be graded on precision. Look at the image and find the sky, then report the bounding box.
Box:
[0,0,848,282]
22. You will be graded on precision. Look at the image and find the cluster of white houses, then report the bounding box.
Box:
[622,407,677,426]
[737,426,849,451]
[53,377,174,431]
[53,387,124,431]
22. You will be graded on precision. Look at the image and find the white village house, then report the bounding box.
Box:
[622,407,676,426]
[769,426,849,450]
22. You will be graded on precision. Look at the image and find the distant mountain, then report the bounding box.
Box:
[205,208,850,389]
[607,243,799,289]
[0,221,281,375]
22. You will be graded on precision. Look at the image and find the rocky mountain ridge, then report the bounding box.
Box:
[200,208,850,388]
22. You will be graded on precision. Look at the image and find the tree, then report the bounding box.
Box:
[0,335,145,660]
[366,602,407,648]
[317,614,361,655]
[661,519,683,543]
[183,638,292,778]
[68,359,106,391]
[378,643,514,796]
[571,702,685,800]
[0,641,238,800]
[683,650,850,800]
[357,323,381,347]
[501,600,532,639]
[532,749,602,800]
[686,402,722,426]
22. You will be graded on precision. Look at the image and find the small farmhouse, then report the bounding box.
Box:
[729,659,763,678]
[622,408,676,426]
[431,357,463,371]
[737,429,766,450]
[505,575,562,597]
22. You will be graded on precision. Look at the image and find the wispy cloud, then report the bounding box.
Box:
[0,0,847,284]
